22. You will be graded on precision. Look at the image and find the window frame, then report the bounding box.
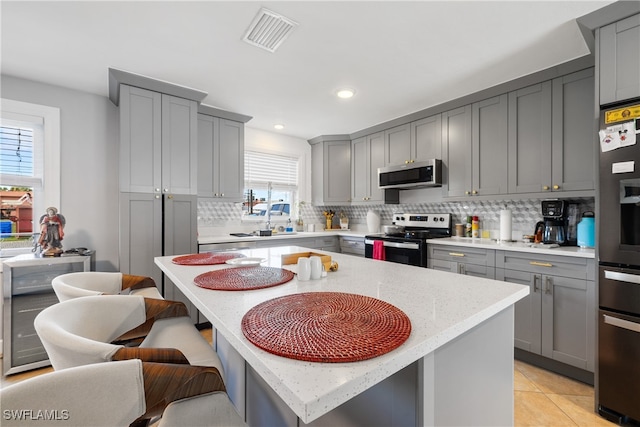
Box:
[1,98,60,256]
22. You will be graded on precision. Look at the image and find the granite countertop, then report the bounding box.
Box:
[155,245,528,423]
[427,236,595,258]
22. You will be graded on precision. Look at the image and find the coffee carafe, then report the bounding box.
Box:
[539,200,567,245]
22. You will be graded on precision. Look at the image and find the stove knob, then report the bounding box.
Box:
[439,217,445,222]
[433,217,439,222]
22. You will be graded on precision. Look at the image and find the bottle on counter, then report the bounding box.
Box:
[472,216,479,238]
[465,216,472,237]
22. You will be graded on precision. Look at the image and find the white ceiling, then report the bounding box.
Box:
[1,1,615,140]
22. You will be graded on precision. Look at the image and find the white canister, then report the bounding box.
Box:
[297,258,310,281]
[366,210,381,233]
[309,256,323,280]
[307,223,315,232]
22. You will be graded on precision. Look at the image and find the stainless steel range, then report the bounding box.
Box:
[364,213,452,267]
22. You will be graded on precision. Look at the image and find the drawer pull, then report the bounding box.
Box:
[604,314,640,333]
[449,252,465,257]
[529,261,553,267]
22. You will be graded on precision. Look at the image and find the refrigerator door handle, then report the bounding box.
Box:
[604,270,640,285]
[604,314,640,333]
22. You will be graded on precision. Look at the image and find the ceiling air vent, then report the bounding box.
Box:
[243,8,298,53]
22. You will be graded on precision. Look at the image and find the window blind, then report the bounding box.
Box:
[244,150,298,190]
[0,126,34,176]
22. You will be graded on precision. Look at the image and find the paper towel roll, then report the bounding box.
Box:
[500,210,512,241]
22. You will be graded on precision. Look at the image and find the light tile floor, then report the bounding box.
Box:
[2,349,616,426]
[514,360,615,426]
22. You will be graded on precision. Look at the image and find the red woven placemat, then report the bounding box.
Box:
[241,292,411,363]
[194,267,294,291]
[172,252,245,265]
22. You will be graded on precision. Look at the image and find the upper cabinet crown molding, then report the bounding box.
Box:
[109,68,207,106]
[198,103,252,124]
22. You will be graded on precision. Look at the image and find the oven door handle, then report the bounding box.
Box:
[364,240,420,250]
[603,314,640,333]
[604,270,640,285]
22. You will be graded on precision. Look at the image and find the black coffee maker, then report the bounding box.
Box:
[535,200,568,245]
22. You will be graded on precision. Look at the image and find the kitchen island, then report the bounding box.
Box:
[155,246,528,426]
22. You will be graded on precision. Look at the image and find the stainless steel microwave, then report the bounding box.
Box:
[378,159,442,190]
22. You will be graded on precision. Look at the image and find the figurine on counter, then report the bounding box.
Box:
[38,206,65,256]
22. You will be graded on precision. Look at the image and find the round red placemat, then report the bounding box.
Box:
[241,292,411,363]
[194,267,294,291]
[172,252,245,265]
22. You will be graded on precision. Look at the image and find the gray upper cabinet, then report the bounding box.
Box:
[411,114,442,162]
[442,105,472,197]
[119,84,197,195]
[598,13,640,105]
[352,132,385,204]
[472,94,508,196]
[384,123,411,166]
[384,118,442,166]
[551,68,596,192]
[508,81,553,194]
[508,71,595,195]
[311,138,351,205]
[197,114,245,201]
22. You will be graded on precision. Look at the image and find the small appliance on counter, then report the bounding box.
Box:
[534,200,576,246]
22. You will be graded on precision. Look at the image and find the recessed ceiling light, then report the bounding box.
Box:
[274,124,285,130]
[336,88,355,99]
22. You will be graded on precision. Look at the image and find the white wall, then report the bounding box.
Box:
[1,75,120,271]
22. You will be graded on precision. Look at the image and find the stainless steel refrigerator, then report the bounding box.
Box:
[597,100,640,424]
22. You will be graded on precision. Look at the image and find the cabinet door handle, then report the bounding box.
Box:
[155,188,161,193]
[405,160,410,164]
[545,276,552,294]
[465,191,470,195]
[530,261,553,267]
[533,275,539,293]
[154,195,160,199]
[459,264,466,274]
[167,194,174,200]
[163,188,169,193]
[449,252,465,257]
[553,185,560,190]
[472,190,478,195]
[543,185,550,191]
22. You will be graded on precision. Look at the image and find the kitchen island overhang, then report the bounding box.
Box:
[155,246,528,425]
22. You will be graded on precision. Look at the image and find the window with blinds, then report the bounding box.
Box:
[1,126,35,177]
[1,125,37,242]
[243,151,299,219]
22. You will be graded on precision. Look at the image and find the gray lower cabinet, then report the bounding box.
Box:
[340,236,365,257]
[427,245,495,279]
[120,192,198,323]
[598,13,640,105]
[352,132,385,204]
[311,138,351,205]
[496,251,595,372]
[197,114,244,202]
